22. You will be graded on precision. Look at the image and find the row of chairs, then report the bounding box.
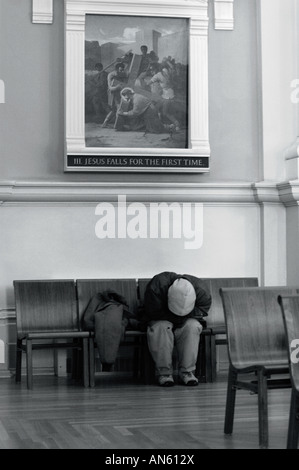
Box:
[13,276,259,390]
[220,286,299,449]
[14,279,151,390]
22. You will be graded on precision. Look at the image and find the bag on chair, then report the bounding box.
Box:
[82,289,132,371]
[94,302,127,369]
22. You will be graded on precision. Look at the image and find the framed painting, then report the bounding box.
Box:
[64,0,210,172]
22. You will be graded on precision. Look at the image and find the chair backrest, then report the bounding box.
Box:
[76,279,138,325]
[138,277,258,328]
[203,278,259,328]
[14,280,78,336]
[220,286,299,370]
[137,278,151,307]
[278,294,299,393]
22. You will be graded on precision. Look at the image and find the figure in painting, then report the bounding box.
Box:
[115,87,175,133]
[101,62,129,128]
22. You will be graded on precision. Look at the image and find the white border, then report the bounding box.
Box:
[64,0,210,173]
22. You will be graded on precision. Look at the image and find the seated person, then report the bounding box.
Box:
[142,271,211,387]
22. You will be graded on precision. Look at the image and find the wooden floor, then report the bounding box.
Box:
[0,371,292,450]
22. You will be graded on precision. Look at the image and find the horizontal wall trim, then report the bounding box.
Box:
[0,371,14,379]
[277,180,299,207]
[0,309,16,321]
[0,180,289,204]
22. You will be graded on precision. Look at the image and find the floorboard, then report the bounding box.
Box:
[0,372,292,450]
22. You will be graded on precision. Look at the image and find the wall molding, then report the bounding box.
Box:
[213,0,234,30]
[0,80,5,104]
[32,0,53,24]
[0,179,299,209]
[277,180,299,207]
[0,309,16,321]
[31,0,235,31]
[0,180,267,204]
[252,181,282,204]
[1,180,298,206]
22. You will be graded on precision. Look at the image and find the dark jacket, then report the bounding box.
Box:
[82,290,131,331]
[82,290,135,367]
[142,271,211,328]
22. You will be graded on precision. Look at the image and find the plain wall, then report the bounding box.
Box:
[0,202,261,307]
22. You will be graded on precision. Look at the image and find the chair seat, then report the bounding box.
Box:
[20,331,91,340]
[201,326,226,335]
[88,330,146,338]
[125,330,146,337]
[232,361,289,372]
[200,327,212,335]
[210,325,226,335]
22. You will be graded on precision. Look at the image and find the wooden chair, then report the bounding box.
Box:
[220,286,299,448]
[76,279,152,387]
[203,277,259,381]
[14,280,90,389]
[278,294,299,449]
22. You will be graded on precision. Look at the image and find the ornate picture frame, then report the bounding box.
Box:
[64,0,210,172]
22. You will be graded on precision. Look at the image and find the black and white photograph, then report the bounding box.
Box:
[64,0,210,172]
[85,15,189,150]
[1,0,299,456]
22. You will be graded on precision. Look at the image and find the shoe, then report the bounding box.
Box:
[157,375,175,387]
[178,371,198,386]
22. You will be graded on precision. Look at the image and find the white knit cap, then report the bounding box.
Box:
[167,278,196,316]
